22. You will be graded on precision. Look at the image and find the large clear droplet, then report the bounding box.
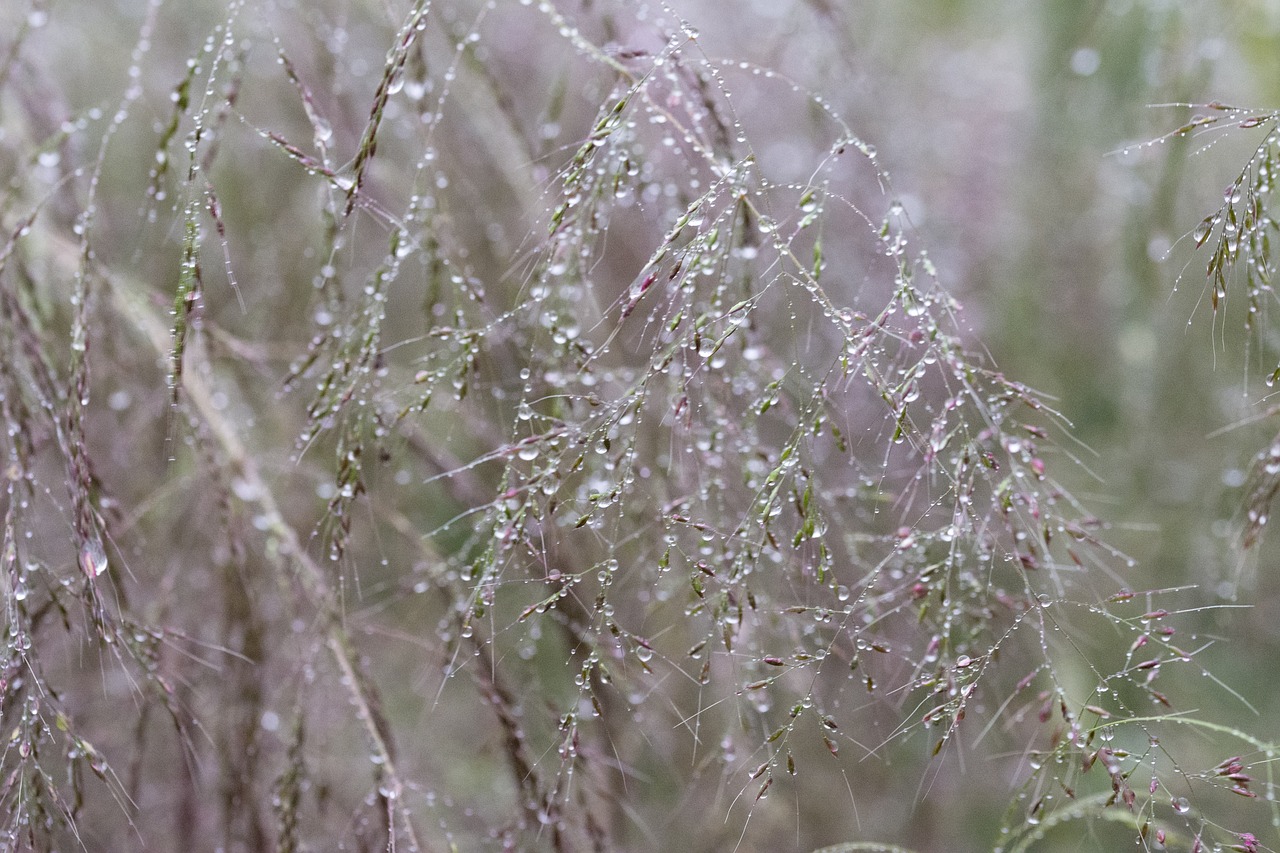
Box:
[79,536,108,578]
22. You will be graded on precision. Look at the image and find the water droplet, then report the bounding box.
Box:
[78,537,108,578]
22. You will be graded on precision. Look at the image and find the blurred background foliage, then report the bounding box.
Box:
[3,0,1280,851]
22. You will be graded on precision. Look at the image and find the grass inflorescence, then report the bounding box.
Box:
[1,2,1278,851]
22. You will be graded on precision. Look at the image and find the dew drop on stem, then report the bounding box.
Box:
[78,537,108,578]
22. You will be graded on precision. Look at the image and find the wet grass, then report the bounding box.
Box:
[1,2,1279,851]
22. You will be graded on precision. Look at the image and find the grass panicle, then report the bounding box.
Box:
[2,2,1279,851]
